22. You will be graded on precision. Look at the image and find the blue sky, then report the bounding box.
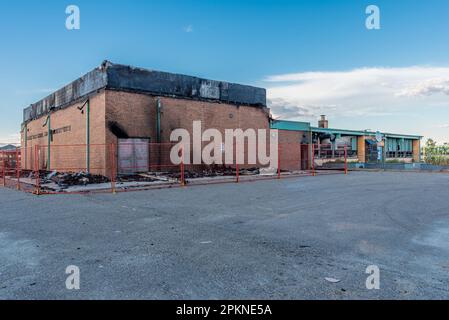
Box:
[1,0,448,143]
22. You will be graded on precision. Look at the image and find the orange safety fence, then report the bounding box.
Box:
[0,148,29,192]
[0,142,349,195]
[32,144,114,194]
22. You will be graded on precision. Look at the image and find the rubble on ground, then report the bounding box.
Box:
[27,171,110,189]
[117,174,159,183]
[19,166,272,192]
[139,167,260,181]
[183,167,260,179]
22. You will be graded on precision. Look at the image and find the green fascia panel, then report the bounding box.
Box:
[271,120,422,140]
[384,133,422,140]
[271,120,311,131]
[311,127,370,136]
[311,127,422,140]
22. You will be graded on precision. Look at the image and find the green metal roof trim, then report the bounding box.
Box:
[270,120,311,131]
[311,127,371,136]
[271,120,422,140]
[382,133,423,140]
[310,127,422,140]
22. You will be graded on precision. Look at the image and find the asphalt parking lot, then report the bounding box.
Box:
[0,171,448,299]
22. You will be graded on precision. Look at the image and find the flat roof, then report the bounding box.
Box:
[271,120,423,140]
[23,61,267,123]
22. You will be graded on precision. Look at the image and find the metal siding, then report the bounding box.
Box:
[118,139,149,174]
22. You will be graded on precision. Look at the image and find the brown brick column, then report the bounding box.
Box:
[357,136,366,162]
[413,140,421,162]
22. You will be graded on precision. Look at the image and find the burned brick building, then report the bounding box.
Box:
[21,61,271,176]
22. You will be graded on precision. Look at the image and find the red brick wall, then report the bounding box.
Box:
[157,96,270,142]
[278,130,310,171]
[21,91,107,175]
[105,91,271,169]
[22,89,271,177]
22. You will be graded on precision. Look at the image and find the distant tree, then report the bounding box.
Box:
[424,139,449,165]
[425,138,436,148]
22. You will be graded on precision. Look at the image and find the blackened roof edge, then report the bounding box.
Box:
[23,61,267,123]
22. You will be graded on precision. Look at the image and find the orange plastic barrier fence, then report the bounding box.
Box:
[0,142,349,195]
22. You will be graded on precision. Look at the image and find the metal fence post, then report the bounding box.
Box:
[2,159,5,187]
[16,147,20,190]
[34,145,40,195]
[236,161,239,183]
[344,145,348,175]
[312,144,316,176]
[110,143,116,194]
[278,143,281,179]
[180,146,185,187]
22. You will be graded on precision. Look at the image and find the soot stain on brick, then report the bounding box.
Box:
[108,121,129,138]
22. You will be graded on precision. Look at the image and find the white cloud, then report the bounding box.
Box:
[183,25,194,33]
[437,124,449,128]
[0,133,20,145]
[397,78,449,97]
[264,66,449,121]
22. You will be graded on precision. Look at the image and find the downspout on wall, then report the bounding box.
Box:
[156,98,162,143]
[156,98,162,166]
[43,114,51,171]
[77,99,91,173]
[86,99,90,173]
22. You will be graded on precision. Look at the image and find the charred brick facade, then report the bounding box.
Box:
[21,63,271,176]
